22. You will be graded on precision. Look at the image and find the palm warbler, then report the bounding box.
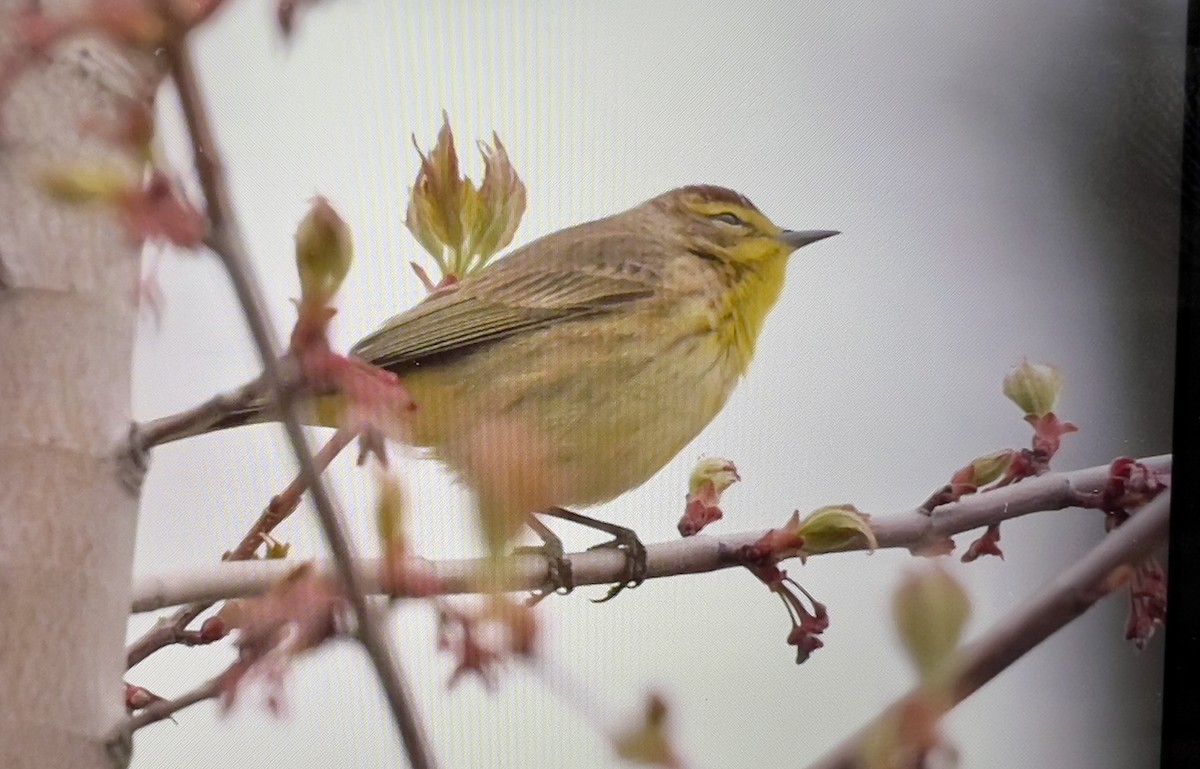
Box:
[173,185,835,575]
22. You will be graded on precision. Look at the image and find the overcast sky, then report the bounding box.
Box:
[127,1,1180,767]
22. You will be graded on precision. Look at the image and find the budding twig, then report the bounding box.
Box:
[117,677,223,737]
[135,375,266,448]
[805,490,1171,769]
[125,427,357,668]
[161,35,436,769]
[130,455,1170,611]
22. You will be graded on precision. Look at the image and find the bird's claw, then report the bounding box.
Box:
[589,529,648,603]
[512,541,575,605]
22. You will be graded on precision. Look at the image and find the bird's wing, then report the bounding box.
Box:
[351,234,661,371]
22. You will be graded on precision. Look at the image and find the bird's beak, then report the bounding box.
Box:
[779,229,839,250]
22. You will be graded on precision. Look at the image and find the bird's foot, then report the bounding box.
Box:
[588,526,648,603]
[513,521,575,605]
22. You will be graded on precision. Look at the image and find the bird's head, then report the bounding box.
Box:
[643,184,838,370]
[650,185,837,269]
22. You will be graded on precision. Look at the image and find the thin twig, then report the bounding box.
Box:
[120,678,223,735]
[136,374,265,448]
[130,455,1171,612]
[805,490,1171,769]
[162,38,436,769]
[126,428,357,668]
[230,427,358,559]
[125,612,212,670]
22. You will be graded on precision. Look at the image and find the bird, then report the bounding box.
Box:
[164,185,837,597]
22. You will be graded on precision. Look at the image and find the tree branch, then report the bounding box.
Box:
[126,428,356,669]
[161,36,436,769]
[130,455,1171,611]
[806,489,1171,769]
[134,374,265,448]
[116,678,222,737]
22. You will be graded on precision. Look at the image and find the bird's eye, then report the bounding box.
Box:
[711,212,744,226]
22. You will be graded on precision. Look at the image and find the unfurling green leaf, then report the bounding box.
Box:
[798,504,877,554]
[893,565,971,681]
[1003,359,1063,417]
[968,449,1016,487]
[406,115,525,281]
[40,164,129,204]
[295,196,353,307]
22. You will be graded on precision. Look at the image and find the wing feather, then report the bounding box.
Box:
[351,231,663,371]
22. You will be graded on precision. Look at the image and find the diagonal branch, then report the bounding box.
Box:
[117,678,223,737]
[161,36,436,769]
[130,455,1171,611]
[805,490,1171,769]
[135,374,265,448]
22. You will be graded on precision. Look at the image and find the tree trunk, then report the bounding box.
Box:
[1,12,152,769]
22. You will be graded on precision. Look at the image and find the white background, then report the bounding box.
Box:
[128,1,1180,767]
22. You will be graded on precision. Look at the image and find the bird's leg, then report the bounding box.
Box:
[541,506,648,603]
[512,515,575,603]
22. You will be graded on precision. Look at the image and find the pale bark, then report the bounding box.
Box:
[807,490,1172,769]
[0,13,152,769]
[128,455,1171,611]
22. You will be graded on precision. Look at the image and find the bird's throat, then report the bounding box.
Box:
[719,256,788,375]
